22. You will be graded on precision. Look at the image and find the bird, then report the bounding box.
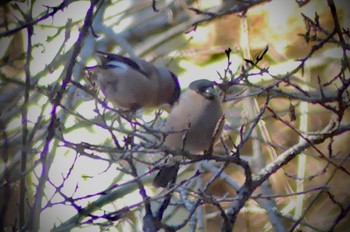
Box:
[153,79,225,187]
[85,51,180,111]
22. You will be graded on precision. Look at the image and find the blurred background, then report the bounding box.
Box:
[0,0,349,231]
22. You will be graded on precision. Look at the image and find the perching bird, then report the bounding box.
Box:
[153,79,224,187]
[86,51,180,111]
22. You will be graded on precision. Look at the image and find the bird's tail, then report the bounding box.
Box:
[153,164,179,188]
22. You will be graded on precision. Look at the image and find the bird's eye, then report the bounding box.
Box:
[200,86,216,100]
[204,87,214,94]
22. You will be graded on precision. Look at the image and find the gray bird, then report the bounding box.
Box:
[86,51,180,111]
[153,79,224,187]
